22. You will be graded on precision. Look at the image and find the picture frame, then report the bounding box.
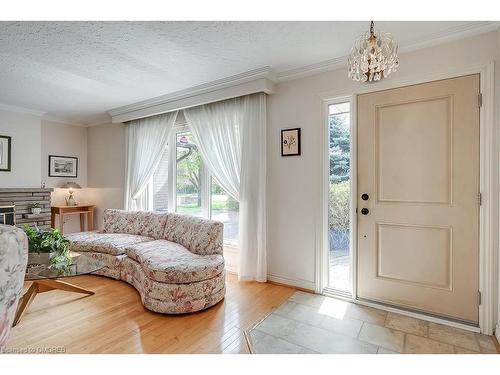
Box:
[281,128,301,157]
[48,155,78,178]
[0,135,12,172]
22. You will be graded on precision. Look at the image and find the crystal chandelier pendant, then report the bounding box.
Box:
[348,21,399,83]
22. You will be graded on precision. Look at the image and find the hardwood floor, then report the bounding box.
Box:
[6,273,295,354]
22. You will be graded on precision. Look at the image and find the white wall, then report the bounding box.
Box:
[267,31,500,291]
[0,109,41,188]
[41,119,89,233]
[41,120,88,189]
[87,122,127,229]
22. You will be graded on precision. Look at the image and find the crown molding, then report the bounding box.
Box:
[276,21,500,82]
[0,102,46,117]
[41,114,88,127]
[400,21,500,54]
[86,116,114,127]
[276,56,346,82]
[109,66,276,123]
[109,66,276,121]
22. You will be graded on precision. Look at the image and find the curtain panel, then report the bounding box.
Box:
[183,93,267,282]
[124,111,178,211]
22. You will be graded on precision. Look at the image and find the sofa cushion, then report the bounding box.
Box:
[125,240,225,284]
[66,231,154,256]
[102,209,168,239]
[163,213,223,255]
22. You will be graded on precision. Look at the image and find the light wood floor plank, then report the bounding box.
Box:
[6,273,294,354]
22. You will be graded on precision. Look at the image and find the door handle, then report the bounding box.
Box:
[361,208,369,215]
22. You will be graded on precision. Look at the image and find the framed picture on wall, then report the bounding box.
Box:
[281,128,301,156]
[0,135,12,172]
[48,155,78,178]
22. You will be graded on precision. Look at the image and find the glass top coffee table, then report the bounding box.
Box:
[13,252,104,326]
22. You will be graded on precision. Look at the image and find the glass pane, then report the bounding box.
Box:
[153,147,169,212]
[176,131,203,217]
[329,102,350,115]
[211,178,239,242]
[328,102,351,292]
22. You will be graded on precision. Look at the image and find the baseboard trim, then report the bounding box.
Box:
[267,274,315,292]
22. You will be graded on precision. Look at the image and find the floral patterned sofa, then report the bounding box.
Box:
[65,209,225,314]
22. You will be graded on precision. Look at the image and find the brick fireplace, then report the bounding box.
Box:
[0,188,53,229]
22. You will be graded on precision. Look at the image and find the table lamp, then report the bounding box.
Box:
[62,182,81,206]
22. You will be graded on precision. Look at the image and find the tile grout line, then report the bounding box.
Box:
[356,322,364,340]
[427,322,482,351]
[250,326,323,354]
[285,297,424,343]
[267,295,491,354]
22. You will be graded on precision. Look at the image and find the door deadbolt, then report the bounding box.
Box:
[361,208,369,215]
[361,193,369,201]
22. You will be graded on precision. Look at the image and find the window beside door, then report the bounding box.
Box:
[328,101,351,292]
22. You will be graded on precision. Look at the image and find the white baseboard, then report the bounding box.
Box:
[267,274,315,291]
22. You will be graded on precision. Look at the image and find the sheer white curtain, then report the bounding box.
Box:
[183,98,241,201]
[183,93,267,282]
[124,111,178,211]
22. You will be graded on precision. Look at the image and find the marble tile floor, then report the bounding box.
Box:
[245,291,499,354]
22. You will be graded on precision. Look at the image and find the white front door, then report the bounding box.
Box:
[357,75,480,323]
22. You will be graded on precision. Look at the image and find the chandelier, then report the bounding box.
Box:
[348,21,399,83]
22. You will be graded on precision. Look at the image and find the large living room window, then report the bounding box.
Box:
[175,131,204,217]
[151,124,239,244]
[210,177,239,244]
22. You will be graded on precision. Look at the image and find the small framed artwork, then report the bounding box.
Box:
[49,155,78,178]
[281,128,301,157]
[0,135,12,172]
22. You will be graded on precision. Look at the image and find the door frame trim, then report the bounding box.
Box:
[318,61,496,334]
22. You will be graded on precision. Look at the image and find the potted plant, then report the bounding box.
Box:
[30,202,42,215]
[23,225,71,267]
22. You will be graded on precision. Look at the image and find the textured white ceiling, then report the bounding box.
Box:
[0,21,495,125]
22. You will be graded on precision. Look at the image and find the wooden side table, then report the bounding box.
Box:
[51,204,95,234]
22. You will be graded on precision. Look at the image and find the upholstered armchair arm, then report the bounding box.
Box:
[0,225,28,350]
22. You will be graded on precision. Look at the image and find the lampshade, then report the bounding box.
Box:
[61,182,82,189]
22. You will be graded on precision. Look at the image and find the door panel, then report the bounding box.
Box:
[377,97,452,204]
[357,75,480,323]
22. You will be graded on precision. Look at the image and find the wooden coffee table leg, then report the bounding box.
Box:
[13,282,39,327]
[12,279,94,327]
[36,279,95,295]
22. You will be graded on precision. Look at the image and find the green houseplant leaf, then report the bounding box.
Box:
[23,225,71,266]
